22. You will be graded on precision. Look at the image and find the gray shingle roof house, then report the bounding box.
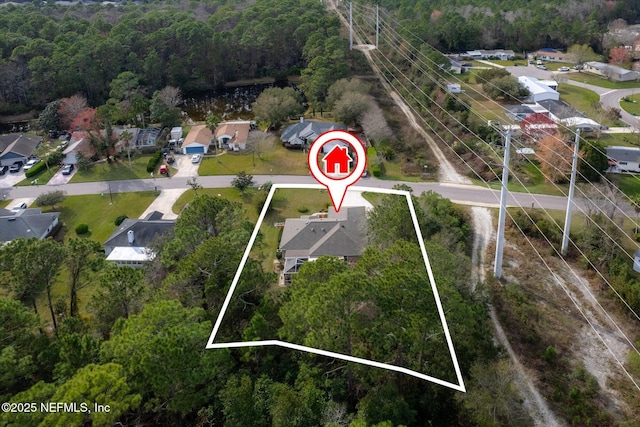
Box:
[606,146,640,174]
[103,212,175,267]
[278,206,367,285]
[280,119,346,149]
[583,61,640,82]
[0,134,41,167]
[0,208,60,242]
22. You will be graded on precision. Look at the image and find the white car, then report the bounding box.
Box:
[191,154,202,163]
[558,66,570,72]
[10,202,27,211]
[23,159,41,171]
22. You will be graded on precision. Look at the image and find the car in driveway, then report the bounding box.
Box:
[191,154,202,163]
[536,64,548,70]
[10,202,27,211]
[61,164,74,175]
[0,165,7,175]
[9,162,22,173]
[558,66,570,72]
[23,159,41,172]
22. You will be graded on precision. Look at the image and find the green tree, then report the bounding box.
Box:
[34,190,66,210]
[252,87,304,129]
[43,363,141,427]
[567,43,598,66]
[579,140,608,183]
[333,91,371,127]
[482,75,529,101]
[232,171,255,193]
[66,238,103,317]
[149,86,181,127]
[36,99,61,133]
[119,129,135,172]
[100,300,234,416]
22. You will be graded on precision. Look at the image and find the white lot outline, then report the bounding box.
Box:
[206,183,466,392]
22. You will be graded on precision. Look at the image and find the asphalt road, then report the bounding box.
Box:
[2,174,578,212]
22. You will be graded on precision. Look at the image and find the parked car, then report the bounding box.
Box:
[166,155,175,164]
[9,162,22,173]
[574,64,583,70]
[56,140,69,151]
[191,154,202,163]
[558,66,570,72]
[0,165,8,175]
[159,165,169,176]
[10,202,27,211]
[23,159,41,171]
[536,65,548,70]
[61,164,74,175]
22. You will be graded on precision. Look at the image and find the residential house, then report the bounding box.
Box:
[135,127,162,147]
[606,146,640,173]
[103,211,175,267]
[0,208,60,243]
[278,206,367,285]
[517,76,560,103]
[535,49,573,63]
[181,125,213,154]
[62,132,96,164]
[215,120,251,151]
[465,49,515,60]
[449,59,464,74]
[280,119,346,150]
[0,134,41,167]
[113,127,140,153]
[583,61,639,82]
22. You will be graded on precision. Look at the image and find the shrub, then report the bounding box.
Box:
[297,206,309,213]
[75,223,89,235]
[371,165,383,177]
[25,161,47,178]
[115,215,128,226]
[146,150,163,173]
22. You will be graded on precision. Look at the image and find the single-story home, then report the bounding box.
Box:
[535,49,573,63]
[103,211,175,267]
[215,121,251,151]
[278,206,367,285]
[280,119,347,149]
[465,49,515,60]
[517,76,560,103]
[181,125,213,155]
[0,208,60,242]
[583,61,640,82]
[606,146,640,173]
[62,132,97,164]
[113,127,140,153]
[0,134,41,167]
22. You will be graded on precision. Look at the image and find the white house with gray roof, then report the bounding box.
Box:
[278,206,368,285]
[103,211,175,267]
[0,208,60,243]
[583,61,639,82]
[606,146,640,173]
[280,119,346,150]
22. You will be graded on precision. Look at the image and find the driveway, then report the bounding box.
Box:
[171,153,200,178]
[47,167,76,185]
[0,170,26,188]
[139,188,186,220]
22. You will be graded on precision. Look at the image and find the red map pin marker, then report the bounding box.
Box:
[308,130,367,212]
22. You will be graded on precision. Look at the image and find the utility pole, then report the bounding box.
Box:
[494,127,512,279]
[561,129,580,256]
[349,2,353,50]
[376,4,379,49]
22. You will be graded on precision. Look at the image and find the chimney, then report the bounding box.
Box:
[127,230,134,244]
[300,117,304,123]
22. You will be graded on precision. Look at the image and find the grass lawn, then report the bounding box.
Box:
[50,191,158,243]
[474,159,567,196]
[543,62,574,71]
[598,133,640,148]
[569,72,640,89]
[619,93,640,116]
[558,85,600,117]
[490,59,528,67]
[70,154,166,183]
[460,83,512,122]
[173,187,331,272]
[199,137,309,176]
[611,173,640,196]
[15,165,58,186]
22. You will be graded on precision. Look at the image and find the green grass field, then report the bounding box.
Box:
[558,85,600,116]
[199,136,309,176]
[619,94,640,116]
[570,72,640,89]
[50,191,157,243]
[598,133,640,148]
[70,155,165,183]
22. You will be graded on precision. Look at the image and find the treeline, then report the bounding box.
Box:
[374,0,640,53]
[0,0,348,114]
[0,191,525,426]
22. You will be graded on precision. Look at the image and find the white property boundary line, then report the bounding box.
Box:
[205,183,466,393]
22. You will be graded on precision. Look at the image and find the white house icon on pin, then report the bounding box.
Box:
[322,145,352,175]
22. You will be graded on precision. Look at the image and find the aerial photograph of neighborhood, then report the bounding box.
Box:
[1,0,640,425]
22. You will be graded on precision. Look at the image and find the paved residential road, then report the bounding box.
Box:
[2,174,586,212]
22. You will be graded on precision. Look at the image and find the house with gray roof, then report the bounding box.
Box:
[606,146,640,173]
[280,119,346,150]
[0,134,41,167]
[0,208,60,243]
[103,211,175,267]
[278,206,367,285]
[583,61,639,82]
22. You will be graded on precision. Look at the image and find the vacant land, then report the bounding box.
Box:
[70,155,163,183]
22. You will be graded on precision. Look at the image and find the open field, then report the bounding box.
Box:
[70,155,166,183]
[50,191,157,243]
